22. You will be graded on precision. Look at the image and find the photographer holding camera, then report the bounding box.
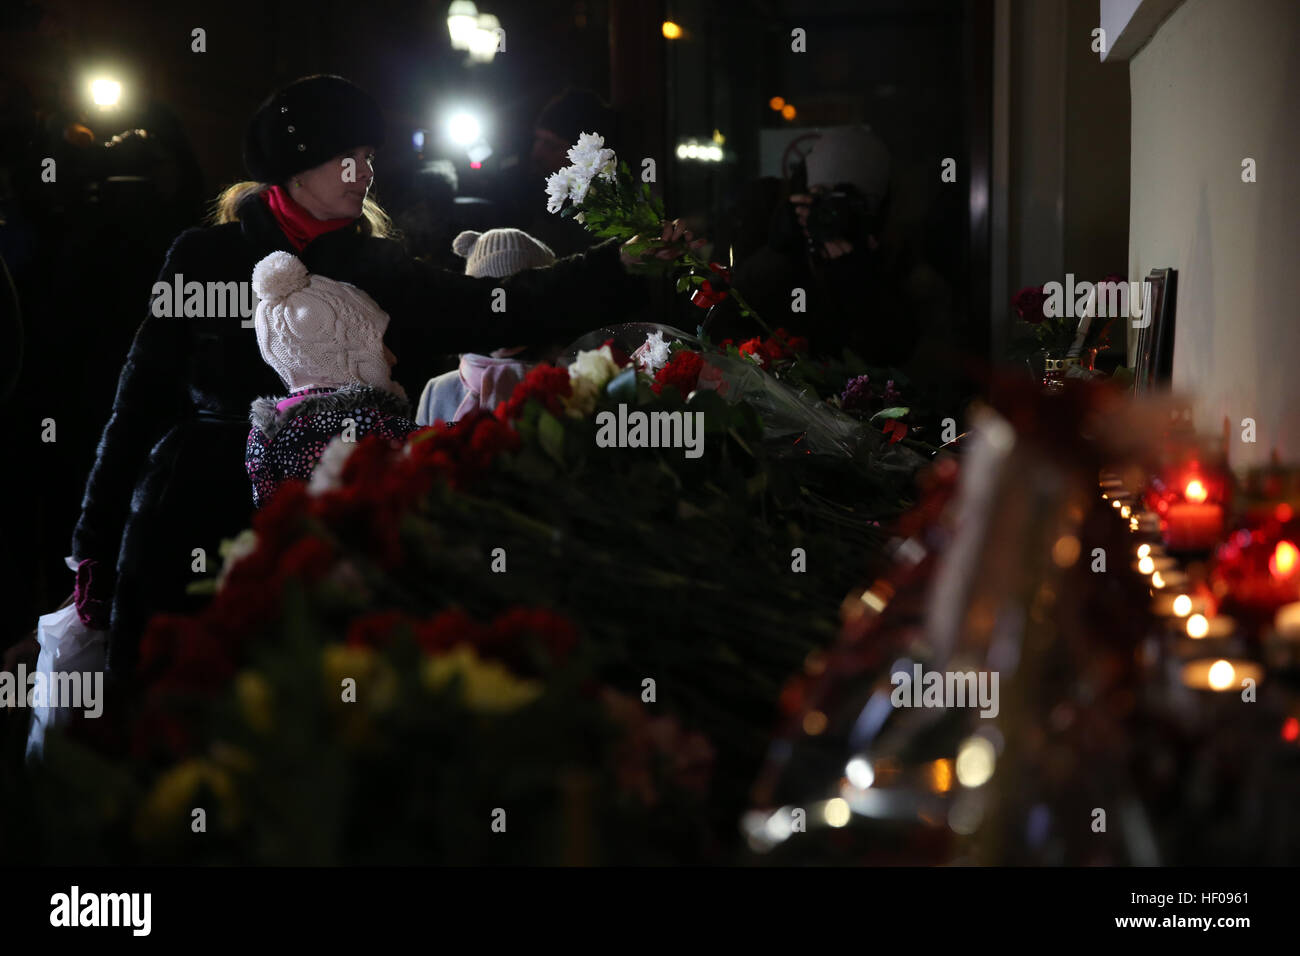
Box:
[722,127,944,369]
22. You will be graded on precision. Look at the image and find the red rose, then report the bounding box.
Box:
[652,349,705,395]
[1012,285,1050,325]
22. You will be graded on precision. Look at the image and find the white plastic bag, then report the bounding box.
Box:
[24,603,106,761]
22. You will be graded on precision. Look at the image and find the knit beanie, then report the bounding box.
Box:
[803,126,891,205]
[252,251,400,396]
[244,75,386,184]
[453,228,556,279]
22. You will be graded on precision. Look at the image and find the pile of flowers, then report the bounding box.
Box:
[26,328,929,865]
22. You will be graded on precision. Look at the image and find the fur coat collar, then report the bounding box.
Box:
[250,383,413,440]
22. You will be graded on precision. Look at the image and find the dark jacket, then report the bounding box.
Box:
[73,189,637,671]
[246,384,417,508]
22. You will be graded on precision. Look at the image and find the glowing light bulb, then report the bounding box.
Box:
[90,78,122,107]
[823,798,851,827]
[845,757,874,789]
[955,737,996,788]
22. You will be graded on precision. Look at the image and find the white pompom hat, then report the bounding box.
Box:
[252,250,400,396]
[453,228,556,279]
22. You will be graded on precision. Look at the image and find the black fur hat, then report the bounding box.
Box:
[243,75,386,184]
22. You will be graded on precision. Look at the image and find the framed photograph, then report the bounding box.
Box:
[1133,268,1177,393]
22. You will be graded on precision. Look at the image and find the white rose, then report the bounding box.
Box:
[569,345,621,388]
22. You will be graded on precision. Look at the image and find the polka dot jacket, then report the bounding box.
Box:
[247,383,418,507]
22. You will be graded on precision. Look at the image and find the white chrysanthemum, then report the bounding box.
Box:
[545,167,576,214]
[566,132,607,169]
[309,434,358,495]
[633,331,672,372]
[216,529,259,592]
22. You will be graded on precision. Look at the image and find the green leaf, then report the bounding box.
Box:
[538,411,566,465]
[606,367,638,403]
[870,406,910,422]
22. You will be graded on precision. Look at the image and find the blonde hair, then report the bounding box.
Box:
[207,181,396,239]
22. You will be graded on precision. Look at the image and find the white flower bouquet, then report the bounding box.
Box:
[545,132,771,333]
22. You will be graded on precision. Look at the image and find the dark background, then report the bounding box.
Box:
[0,0,988,643]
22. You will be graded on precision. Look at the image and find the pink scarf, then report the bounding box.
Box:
[455,354,531,419]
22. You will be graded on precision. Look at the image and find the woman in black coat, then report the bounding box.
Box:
[71,74,695,674]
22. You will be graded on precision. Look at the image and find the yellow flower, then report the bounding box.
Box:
[421,646,544,714]
[134,759,236,845]
[235,671,273,733]
[322,644,398,712]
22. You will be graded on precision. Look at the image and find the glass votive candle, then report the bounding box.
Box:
[1266,602,1300,669]
[1151,570,1189,591]
[1152,590,1201,617]
[1180,657,1263,693]
[1133,555,1178,576]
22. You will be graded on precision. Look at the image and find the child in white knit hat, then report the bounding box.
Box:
[416,229,557,424]
[247,250,418,506]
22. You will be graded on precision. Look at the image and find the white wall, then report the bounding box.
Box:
[1128,0,1300,468]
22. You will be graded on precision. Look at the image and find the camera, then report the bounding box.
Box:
[803,185,875,249]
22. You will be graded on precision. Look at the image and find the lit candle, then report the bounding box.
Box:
[1276,602,1300,640]
[1152,592,1207,617]
[1133,556,1177,576]
[1152,570,1189,590]
[1183,613,1236,640]
[1180,658,1262,692]
[1164,502,1224,551]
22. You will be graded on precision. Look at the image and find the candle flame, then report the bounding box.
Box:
[1207,659,1235,690]
[1184,479,1208,504]
[1173,594,1193,617]
[1270,540,1299,579]
[1138,556,1155,575]
[1186,613,1209,638]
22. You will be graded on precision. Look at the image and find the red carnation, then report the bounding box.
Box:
[347,609,412,650]
[499,364,573,420]
[652,349,705,396]
[882,419,909,443]
[738,337,775,368]
[690,279,729,309]
[415,607,490,657]
[600,338,633,368]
